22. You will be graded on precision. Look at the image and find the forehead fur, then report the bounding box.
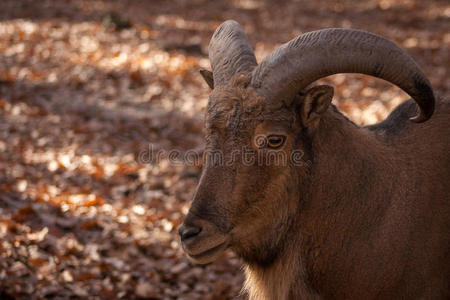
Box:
[206,73,293,131]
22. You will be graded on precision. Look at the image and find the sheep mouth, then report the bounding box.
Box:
[186,241,228,264]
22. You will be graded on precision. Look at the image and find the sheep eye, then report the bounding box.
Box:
[267,135,285,149]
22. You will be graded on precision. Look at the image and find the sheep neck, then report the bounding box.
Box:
[299,110,396,297]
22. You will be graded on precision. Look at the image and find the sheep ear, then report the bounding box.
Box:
[300,85,333,127]
[200,69,214,89]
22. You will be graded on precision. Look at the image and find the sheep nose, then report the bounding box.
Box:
[178,224,202,241]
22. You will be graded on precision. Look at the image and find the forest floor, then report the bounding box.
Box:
[0,0,448,299]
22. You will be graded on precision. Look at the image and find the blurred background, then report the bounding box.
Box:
[0,0,448,298]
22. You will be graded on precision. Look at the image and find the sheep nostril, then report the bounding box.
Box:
[179,225,202,241]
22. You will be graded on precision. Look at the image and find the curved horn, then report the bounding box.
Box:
[251,28,434,122]
[209,20,257,87]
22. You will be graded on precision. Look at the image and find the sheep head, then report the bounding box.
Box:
[179,20,435,265]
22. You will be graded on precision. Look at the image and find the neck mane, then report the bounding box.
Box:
[243,240,320,300]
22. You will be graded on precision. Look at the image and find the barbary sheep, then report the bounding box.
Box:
[179,20,449,299]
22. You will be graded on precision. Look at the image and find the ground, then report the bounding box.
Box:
[0,0,448,299]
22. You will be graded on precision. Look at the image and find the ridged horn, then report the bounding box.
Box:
[251,28,434,122]
[209,20,257,87]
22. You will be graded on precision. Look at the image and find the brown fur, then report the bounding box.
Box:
[180,73,450,299]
